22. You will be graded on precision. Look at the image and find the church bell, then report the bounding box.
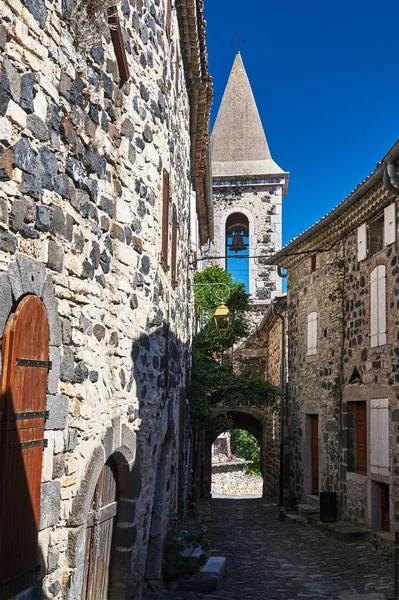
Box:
[229,232,247,253]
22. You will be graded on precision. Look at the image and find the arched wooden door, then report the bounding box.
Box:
[0,296,50,598]
[82,456,119,600]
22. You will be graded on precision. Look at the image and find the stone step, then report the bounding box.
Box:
[285,512,307,525]
[297,503,320,517]
[175,556,226,593]
[317,521,371,543]
[304,494,320,509]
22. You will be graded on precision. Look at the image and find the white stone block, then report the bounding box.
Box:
[5,99,27,128]
[116,243,137,267]
[40,74,59,103]
[0,117,13,144]
[115,198,131,224]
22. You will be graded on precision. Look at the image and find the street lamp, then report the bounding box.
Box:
[213,302,230,334]
[189,282,231,334]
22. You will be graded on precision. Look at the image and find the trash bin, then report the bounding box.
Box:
[320,491,337,522]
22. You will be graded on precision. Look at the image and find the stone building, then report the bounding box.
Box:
[268,139,399,535]
[0,0,212,597]
[206,51,289,324]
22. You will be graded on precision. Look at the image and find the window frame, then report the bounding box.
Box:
[370,264,386,348]
[307,311,318,356]
[161,169,170,270]
[354,401,367,474]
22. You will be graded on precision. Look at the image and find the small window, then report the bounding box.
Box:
[368,214,384,257]
[355,402,367,474]
[310,254,317,273]
[307,311,318,355]
[370,265,386,347]
[165,0,172,42]
[161,169,170,268]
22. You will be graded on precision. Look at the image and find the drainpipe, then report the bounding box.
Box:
[272,301,285,510]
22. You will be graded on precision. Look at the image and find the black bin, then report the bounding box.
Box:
[320,491,337,522]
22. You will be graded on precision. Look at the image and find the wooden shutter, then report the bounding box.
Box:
[171,205,178,285]
[175,43,179,94]
[165,0,172,41]
[370,266,378,347]
[370,398,389,476]
[377,265,386,346]
[384,203,396,246]
[0,296,49,597]
[108,8,130,85]
[307,312,317,355]
[357,223,367,261]
[355,402,367,473]
[161,170,170,268]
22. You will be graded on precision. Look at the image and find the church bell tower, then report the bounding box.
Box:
[208,52,289,322]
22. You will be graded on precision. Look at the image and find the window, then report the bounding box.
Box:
[357,203,396,261]
[165,0,172,42]
[355,402,367,473]
[310,254,317,273]
[161,169,170,268]
[307,311,318,355]
[370,265,386,347]
[370,398,389,477]
[225,212,249,292]
[108,7,129,85]
[171,205,178,286]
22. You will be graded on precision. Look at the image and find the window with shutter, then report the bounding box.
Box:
[368,214,384,257]
[357,223,367,261]
[370,265,386,347]
[355,402,367,473]
[307,311,318,355]
[384,203,396,246]
[370,398,389,477]
[108,7,130,85]
[171,205,178,286]
[161,169,170,268]
[0,296,49,598]
[165,0,172,42]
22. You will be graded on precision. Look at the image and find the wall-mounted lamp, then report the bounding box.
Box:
[190,282,231,335]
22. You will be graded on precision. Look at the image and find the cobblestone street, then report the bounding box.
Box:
[145,498,394,600]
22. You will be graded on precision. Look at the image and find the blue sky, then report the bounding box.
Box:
[205,0,399,245]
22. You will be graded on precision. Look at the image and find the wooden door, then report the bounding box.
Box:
[311,415,319,495]
[381,483,390,532]
[82,457,119,600]
[0,296,49,598]
[355,402,367,473]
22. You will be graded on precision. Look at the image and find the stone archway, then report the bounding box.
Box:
[66,425,141,599]
[202,407,279,501]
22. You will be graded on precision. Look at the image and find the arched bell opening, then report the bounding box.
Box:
[225,212,250,292]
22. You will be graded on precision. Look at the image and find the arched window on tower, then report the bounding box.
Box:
[226,213,249,292]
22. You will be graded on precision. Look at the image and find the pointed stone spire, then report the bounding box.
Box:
[212,52,284,178]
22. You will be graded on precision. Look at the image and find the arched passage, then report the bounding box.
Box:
[202,409,273,500]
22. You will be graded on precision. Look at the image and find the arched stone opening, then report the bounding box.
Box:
[67,426,140,600]
[203,409,272,499]
[225,212,250,291]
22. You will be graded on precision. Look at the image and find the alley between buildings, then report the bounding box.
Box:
[144,498,394,600]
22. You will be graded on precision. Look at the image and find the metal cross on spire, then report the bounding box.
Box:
[232,33,246,52]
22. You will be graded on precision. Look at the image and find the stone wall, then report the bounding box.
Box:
[211,462,263,496]
[281,156,399,533]
[0,0,210,596]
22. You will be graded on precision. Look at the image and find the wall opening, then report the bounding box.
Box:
[225,212,249,292]
[211,429,263,498]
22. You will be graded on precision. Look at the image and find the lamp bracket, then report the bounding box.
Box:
[189,282,230,302]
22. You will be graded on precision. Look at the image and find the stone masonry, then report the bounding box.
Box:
[270,140,399,537]
[0,0,212,597]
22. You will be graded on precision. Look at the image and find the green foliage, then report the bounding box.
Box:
[162,519,212,581]
[194,266,249,352]
[230,429,261,476]
[189,350,279,433]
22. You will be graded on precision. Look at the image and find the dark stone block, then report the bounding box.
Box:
[9,198,27,232]
[101,110,109,132]
[143,124,153,143]
[0,26,6,52]
[75,360,88,383]
[0,149,13,181]
[93,324,105,341]
[40,482,60,530]
[0,231,17,254]
[73,229,85,253]
[90,45,105,65]
[48,104,61,132]
[139,82,149,102]
[102,72,113,98]
[14,137,35,173]
[20,73,35,113]
[82,178,98,202]
[84,147,106,178]
[130,293,138,309]
[54,173,74,200]
[24,0,47,27]
[89,370,99,383]
[89,103,99,125]
[135,137,145,152]
[47,239,64,273]
[100,250,110,274]
[69,76,84,107]
[80,201,98,223]
[110,222,124,241]
[139,53,147,69]
[99,195,114,217]
[27,114,49,141]
[20,224,39,239]
[60,347,75,382]
[128,143,136,164]
[66,156,85,185]
[21,173,42,198]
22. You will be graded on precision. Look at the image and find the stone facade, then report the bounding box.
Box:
[0,0,212,597]
[270,140,399,535]
[211,462,263,496]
